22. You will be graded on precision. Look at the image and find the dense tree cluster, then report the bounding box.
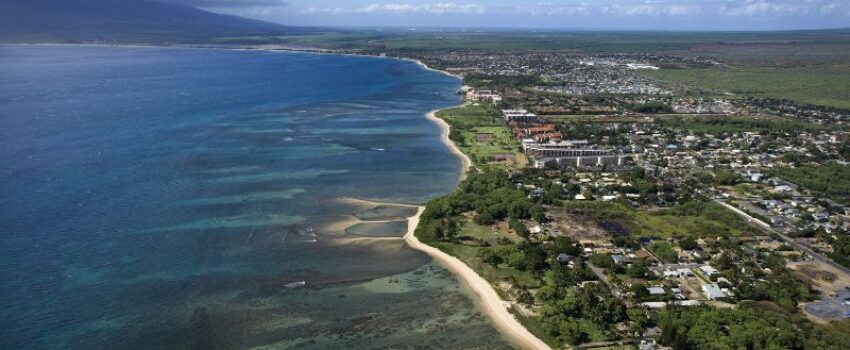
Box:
[769,165,850,203]
[630,102,672,113]
[416,168,545,242]
[825,232,850,268]
[538,284,626,345]
[712,251,816,312]
[465,73,542,89]
[656,306,850,350]
[660,116,823,134]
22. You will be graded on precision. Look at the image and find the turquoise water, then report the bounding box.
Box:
[0,45,514,349]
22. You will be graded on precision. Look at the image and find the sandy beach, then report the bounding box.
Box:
[408,110,552,350]
[425,108,473,181]
[404,207,552,350]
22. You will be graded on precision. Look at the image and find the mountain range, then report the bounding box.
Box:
[0,0,295,43]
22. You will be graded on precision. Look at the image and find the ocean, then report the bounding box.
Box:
[0,45,514,349]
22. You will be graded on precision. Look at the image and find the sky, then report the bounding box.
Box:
[165,0,850,30]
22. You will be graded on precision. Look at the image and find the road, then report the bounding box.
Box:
[587,262,632,307]
[715,199,850,278]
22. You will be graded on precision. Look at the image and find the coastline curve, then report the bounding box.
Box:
[404,207,552,350]
[412,99,552,350]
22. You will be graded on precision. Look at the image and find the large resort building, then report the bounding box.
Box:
[524,141,628,169]
[503,109,632,170]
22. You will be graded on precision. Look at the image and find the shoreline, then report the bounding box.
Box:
[404,207,552,350]
[11,42,546,349]
[413,107,550,349]
[424,107,473,182]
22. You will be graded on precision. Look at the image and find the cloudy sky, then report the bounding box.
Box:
[168,0,850,30]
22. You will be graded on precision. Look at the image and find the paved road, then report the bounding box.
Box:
[715,199,850,278]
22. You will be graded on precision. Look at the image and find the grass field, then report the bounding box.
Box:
[544,114,827,133]
[437,103,527,168]
[432,239,537,287]
[657,115,826,133]
[641,65,850,110]
[562,200,759,238]
[210,29,850,54]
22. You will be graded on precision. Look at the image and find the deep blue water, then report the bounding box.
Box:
[0,45,513,350]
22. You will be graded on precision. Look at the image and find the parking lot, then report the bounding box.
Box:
[805,289,850,320]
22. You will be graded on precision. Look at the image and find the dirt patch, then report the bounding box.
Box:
[788,261,850,293]
[545,206,609,241]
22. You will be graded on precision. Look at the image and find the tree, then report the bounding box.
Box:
[516,288,534,305]
[628,307,649,333]
[630,283,650,300]
[679,236,699,251]
[510,219,530,238]
[558,319,589,346]
[552,264,576,287]
[479,249,503,266]
[631,166,647,180]
[589,253,614,269]
[553,236,581,256]
[714,170,740,186]
[626,259,648,279]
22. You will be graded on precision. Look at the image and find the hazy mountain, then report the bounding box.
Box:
[0,0,294,43]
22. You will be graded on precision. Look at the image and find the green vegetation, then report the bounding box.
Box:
[768,165,850,202]
[656,306,850,349]
[538,284,624,345]
[465,74,542,89]
[436,104,526,167]
[813,228,850,269]
[416,167,632,348]
[659,115,825,134]
[416,168,544,243]
[630,102,672,114]
[641,66,850,109]
[220,29,850,55]
[649,241,677,263]
[562,200,758,238]
[828,234,850,269]
[711,250,817,312]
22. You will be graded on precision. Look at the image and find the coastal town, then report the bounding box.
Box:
[7,2,850,350]
[399,47,850,349]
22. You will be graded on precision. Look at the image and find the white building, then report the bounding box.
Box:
[702,283,727,300]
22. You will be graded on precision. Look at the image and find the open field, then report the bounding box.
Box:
[641,65,850,109]
[657,115,828,133]
[544,114,828,133]
[431,221,537,287]
[562,200,759,239]
[210,29,850,53]
[437,103,527,168]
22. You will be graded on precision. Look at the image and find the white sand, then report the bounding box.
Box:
[406,111,551,350]
[425,109,473,181]
[404,207,551,350]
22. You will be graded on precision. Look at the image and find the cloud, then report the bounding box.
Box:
[516,3,590,17]
[354,2,487,15]
[601,2,703,17]
[298,7,347,15]
[720,0,809,17]
[161,0,288,8]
